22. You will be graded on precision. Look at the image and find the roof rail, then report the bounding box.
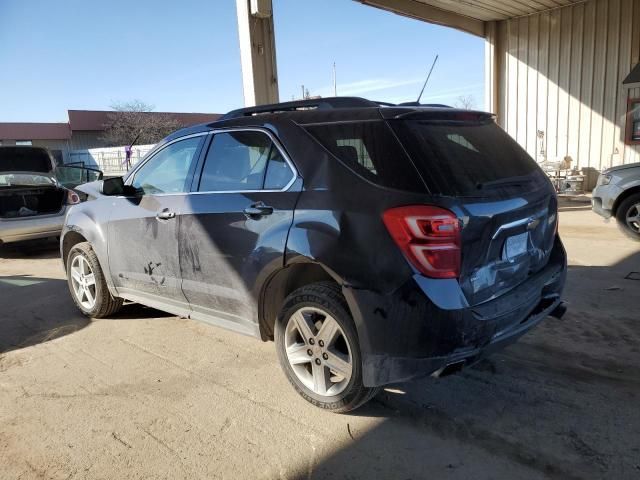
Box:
[220,96,385,120]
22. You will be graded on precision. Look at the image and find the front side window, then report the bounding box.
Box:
[198,131,293,192]
[628,99,640,144]
[131,136,201,195]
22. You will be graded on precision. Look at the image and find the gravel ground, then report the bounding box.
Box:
[0,199,638,480]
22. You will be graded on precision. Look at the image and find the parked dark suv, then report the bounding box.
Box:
[61,97,567,412]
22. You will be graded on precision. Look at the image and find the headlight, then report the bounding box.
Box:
[598,174,612,186]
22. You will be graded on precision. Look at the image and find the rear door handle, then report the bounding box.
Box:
[156,209,176,220]
[243,202,274,217]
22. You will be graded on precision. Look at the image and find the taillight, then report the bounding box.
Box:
[383,205,461,279]
[66,189,80,205]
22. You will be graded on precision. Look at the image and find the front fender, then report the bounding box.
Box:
[618,176,640,192]
[61,201,116,295]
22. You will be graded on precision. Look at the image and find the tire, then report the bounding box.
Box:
[66,242,123,318]
[615,193,640,242]
[275,282,380,413]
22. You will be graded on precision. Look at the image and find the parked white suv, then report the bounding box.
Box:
[592,162,640,241]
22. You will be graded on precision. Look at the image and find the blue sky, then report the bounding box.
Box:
[0,0,484,122]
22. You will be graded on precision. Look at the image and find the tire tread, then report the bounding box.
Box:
[615,193,640,242]
[275,281,379,413]
[67,242,123,318]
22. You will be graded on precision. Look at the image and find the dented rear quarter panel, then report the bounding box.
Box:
[281,121,564,382]
[61,112,567,388]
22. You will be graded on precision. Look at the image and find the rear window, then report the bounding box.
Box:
[0,147,52,173]
[391,120,540,196]
[303,121,426,192]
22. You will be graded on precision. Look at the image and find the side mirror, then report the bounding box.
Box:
[101,177,138,196]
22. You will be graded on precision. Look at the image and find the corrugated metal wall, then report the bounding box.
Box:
[492,0,640,170]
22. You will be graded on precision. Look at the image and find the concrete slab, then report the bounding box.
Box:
[0,204,638,479]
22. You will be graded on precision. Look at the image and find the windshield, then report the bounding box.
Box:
[390,120,540,196]
[0,147,53,173]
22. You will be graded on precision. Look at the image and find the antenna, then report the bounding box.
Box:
[416,54,439,104]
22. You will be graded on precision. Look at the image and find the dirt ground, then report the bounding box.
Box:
[1,199,639,480]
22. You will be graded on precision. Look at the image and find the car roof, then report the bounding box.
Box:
[162,97,492,144]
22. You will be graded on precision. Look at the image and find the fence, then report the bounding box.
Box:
[68,144,155,176]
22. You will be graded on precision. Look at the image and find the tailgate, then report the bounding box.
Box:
[388,115,558,305]
[456,190,557,305]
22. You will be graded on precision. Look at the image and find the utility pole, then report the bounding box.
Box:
[301,85,305,100]
[332,62,337,97]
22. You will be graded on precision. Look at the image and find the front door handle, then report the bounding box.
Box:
[243,202,274,218]
[156,209,176,220]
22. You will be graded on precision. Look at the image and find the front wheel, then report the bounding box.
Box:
[66,242,123,318]
[275,282,380,413]
[615,193,640,241]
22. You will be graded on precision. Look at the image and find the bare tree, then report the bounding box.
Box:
[455,94,476,110]
[101,100,181,146]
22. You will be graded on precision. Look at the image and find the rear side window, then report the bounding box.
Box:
[303,121,426,192]
[198,131,294,192]
[391,120,540,196]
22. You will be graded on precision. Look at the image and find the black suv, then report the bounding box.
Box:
[61,97,567,412]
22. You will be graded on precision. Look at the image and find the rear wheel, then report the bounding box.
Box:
[615,193,640,241]
[275,282,380,413]
[66,242,123,318]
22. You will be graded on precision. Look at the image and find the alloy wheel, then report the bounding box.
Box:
[70,254,97,310]
[625,202,640,233]
[284,306,353,396]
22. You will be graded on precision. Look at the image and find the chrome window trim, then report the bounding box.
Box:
[125,127,298,197]
[126,131,212,186]
[192,127,298,194]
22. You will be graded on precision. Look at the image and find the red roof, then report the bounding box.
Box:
[68,110,221,131]
[0,110,221,140]
[0,123,71,140]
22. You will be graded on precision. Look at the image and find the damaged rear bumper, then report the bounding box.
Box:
[346,237,567,387]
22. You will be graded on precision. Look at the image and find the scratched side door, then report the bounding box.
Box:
[107,134,205,316]
[179,129,299,335]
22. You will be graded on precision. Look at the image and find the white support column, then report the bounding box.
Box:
[484,20,498,114]
[484,19,506,129]
[236,0,279,106]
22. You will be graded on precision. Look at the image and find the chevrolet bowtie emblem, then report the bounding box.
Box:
[527,218,541,230]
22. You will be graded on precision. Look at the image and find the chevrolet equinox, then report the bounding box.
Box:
[62,97,567,412]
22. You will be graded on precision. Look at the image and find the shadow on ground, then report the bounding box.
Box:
[0,275,90,355]
[291,250,640,480]
[0,272,172,358]
[0,238,62,260]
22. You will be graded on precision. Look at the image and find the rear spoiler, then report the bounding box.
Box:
[381,108,496,123]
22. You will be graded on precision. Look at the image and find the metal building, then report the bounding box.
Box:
[236,0,640,177]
